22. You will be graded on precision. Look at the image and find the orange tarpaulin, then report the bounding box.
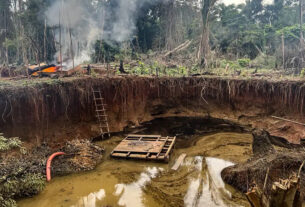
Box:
[28,64,59,77]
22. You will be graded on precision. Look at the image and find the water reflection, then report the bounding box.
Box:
[71,167,163,207]
[72,189,105,207]
[114,167,162,207]
[72,157,236,207]
[184,157,237,207]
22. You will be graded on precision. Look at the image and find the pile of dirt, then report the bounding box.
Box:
[221,129,305,203]
[52,139,104,175]
[251,129,275,155]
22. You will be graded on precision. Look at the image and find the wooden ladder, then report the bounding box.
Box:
[93,89,110,139]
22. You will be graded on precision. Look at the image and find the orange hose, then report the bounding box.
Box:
[46,152,66,182]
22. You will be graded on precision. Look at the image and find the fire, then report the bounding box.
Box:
[28,63,60,77]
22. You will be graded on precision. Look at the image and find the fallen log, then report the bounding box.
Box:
[164,40,192,57]
[271,116,305,127]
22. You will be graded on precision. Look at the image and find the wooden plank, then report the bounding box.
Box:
[171,154,187,171]
[128,134,161,138]
[164,136,176,158]
[157,136,169,158]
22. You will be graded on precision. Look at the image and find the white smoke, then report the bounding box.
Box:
[108,0,144,42]
[45,0,164,69]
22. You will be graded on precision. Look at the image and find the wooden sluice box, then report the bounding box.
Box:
[111,134,176,162]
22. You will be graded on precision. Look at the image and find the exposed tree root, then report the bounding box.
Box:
[222,129,305,207]
[0,76,304,143]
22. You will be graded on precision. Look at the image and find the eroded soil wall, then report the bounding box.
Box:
[0,76,304,144]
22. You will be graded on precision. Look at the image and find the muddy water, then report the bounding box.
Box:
[18,132,252,207]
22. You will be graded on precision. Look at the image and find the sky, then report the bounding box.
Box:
[221,0,274,5]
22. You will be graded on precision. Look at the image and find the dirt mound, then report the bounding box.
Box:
[252,129,275,155]
[221,129,305,202]
[222,151,305,193]
[52,139,104,175]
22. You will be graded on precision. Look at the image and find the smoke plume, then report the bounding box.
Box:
[45,0,163,68]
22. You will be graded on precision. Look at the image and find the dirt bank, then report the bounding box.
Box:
[221,129,305,206]
[0,76,304,145]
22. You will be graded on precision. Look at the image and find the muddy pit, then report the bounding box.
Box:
[1,77,305,206]
[18,133,252,207]
[17,117,253,207]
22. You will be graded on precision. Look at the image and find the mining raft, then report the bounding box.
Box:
[111,134,176,162]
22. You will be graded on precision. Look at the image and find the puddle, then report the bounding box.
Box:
[114,167,163,207]
[18,133,252,207]
[184,157,238,207]
[18,159,164,207]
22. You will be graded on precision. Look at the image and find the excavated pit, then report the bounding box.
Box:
[17,116,254,207]
[0,76,304,144]
[0,76,305,206]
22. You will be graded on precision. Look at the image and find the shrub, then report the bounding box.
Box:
[0,134,22,152]
[0,174,45,207]
[238,58,250,67]
[131,61,150,75]
[0,196,17,207]
[179,66,188,76]
[227,61,241,70]
[251,55,276,69]
[18,174,45,197]
[301,69,305,77]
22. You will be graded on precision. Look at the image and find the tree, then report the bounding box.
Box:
[198,0,217,67]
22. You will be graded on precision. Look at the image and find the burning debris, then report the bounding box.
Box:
[28,64,60,77]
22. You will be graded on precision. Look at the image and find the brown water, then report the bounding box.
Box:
[18,133,252,207]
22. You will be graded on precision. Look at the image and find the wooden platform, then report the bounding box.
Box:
[111,135,176,162]
[171,154,187,171]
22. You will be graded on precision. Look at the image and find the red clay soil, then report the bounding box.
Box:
[0,76,304,145]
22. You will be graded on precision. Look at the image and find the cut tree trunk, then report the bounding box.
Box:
[246,176,301,207]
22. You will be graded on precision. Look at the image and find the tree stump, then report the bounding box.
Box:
[246,175,301,207]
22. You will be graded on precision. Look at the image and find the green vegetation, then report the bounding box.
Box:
[1,0,305,76]
[0,196,16,207]
[0,133,45,207]
[301,69,305,77]
[238,59,251,68]
[0,174,45,207]
[0,134,22,152]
